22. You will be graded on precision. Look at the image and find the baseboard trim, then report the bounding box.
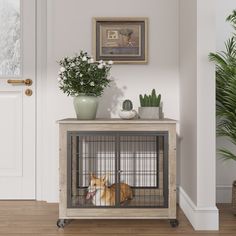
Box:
[178,187,219,230]
[216,185,232,203]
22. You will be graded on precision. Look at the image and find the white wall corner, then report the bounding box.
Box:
[178,187,219,230]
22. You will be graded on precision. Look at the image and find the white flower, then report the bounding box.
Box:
[82,56,87,61]
[102,62,106,66]
[60,67,66,72]
[80,81,84,85]
[108,60,113,65]
[70,63,75,67]
[79,74,83,77]
[90,82,95,86]
[88,58,94,64]
[98,64,104,69]
[99,60,104,64]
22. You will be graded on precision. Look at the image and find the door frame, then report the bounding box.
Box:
[36,0,47,201]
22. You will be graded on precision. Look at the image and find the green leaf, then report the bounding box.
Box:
[218,148,236,161]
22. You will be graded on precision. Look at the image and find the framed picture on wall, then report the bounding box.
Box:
[93,17,148,64]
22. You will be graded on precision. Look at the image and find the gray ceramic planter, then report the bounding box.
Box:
[73,95,98,120]
[138,107,160,119]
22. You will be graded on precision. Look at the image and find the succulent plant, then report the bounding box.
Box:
[139,89,161,107]
[122,99,133,111]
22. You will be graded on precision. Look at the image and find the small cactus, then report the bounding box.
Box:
[122,99,133,111]
[139,89,161,107]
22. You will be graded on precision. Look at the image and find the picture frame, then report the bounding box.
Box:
[93,17,148,64]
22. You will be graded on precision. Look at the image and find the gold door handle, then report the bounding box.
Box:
[7,79,33,86]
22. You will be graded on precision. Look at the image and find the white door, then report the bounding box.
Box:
[0,0,35,199]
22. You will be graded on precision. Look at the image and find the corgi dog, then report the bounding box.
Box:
[86,174,133,206]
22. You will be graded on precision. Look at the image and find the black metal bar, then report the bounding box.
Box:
[115,133,120,207]
[68,131,168,137]
[156,136,159,189]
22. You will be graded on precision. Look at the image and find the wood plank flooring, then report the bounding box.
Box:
[0,201,235,236]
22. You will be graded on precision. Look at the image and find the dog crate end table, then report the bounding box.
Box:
[57,118,178,228]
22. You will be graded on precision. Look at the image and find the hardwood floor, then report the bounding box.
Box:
[0,201,235,236]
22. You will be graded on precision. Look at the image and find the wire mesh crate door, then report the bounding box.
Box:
[67,131,168,209]
[69,133,117,208]
[119,133,168,208]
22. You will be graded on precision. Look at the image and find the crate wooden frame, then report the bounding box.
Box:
[57,119,177,221]
[233,181,236,215]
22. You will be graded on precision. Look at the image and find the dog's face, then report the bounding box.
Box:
[86,174,108,200]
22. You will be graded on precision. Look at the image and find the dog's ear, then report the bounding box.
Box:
[90,173,95,179]
[102,175,108,183]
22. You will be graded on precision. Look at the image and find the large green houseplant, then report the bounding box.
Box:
[209,10,236,161]
[209,10,236,213]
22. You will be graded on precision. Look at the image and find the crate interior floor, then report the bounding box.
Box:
[0,201,235,235]
[72,195,164,207]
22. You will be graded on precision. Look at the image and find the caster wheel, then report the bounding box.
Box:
[57,219,66,228]
[170,219,179,228]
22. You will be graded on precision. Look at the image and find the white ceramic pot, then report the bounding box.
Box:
[119,110,137,120]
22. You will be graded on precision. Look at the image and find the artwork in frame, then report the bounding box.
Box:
[93,18,148,64]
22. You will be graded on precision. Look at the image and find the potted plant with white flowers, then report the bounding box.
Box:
[58,51,113,119]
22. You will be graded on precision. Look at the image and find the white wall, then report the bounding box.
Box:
[38,0,180,202]
[216,0,236,203]
[179,0,218,230]
[179,0,197,205]
[37,0,219,230]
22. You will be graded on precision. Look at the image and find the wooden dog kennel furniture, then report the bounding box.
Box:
[57,119,178,227]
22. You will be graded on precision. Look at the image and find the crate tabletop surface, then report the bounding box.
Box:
[57,118,177,124]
